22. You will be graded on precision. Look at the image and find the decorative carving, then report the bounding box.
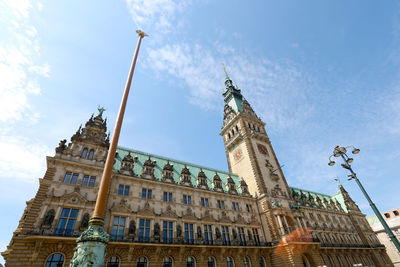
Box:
[154,222,160,241]
[137,202,157,216]
[176,224,182,237]
[215,227,221,239]
[182,207,198,220]
[161,205,178,219]
[197,226,202,239]
[239,178,250,197]
[219,211,232,223]
[55,139,67,153]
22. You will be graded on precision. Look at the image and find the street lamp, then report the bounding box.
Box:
[69,30,147,267]
[328,145,400,253]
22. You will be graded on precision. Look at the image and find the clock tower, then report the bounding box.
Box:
[220,70,296,241]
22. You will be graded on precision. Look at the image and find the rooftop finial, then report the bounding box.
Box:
[97,106,106,117]
[222,63,230,80]
[334,177,341,186]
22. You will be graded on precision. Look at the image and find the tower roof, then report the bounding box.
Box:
[222,68,243,113]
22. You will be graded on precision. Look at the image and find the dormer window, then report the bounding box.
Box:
[121,152,136,175]
[142,156,155,180]
[213,172,223,192]
[227,176,237,195]
[81,148,88,158]
[180,165,192,186]
[88,149,94,159]
[197,169,208,189]
[162,161,174,183]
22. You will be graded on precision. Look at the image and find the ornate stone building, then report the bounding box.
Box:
[368,208,400,266]
[1,74,393,267]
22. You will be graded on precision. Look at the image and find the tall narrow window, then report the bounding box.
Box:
[218,200,225,209]
[63,172,78,184]
[56,208,78,236]
[184,223,194,244]
[45,253,64,267]
[163,221,173,243]
[204,224,213,245]
[88,149,94,159]
[141,188,152,199]
[81,148,88,158]
[82,175,89,186]
[82,175,95,187]
[139,219,150,242]
[238,227,246,245]
[164,192,173,202]
[88,176,96,187]
[201,197,209,207]
[111,216,126,241]
[222,226,230,245]
[252,229,260,245]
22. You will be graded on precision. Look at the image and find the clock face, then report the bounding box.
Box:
[257,143,268,155]
[233,149,242,160]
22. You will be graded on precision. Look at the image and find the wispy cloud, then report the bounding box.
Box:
[0,0,51,182]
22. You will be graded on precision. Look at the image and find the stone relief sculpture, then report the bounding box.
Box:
[80,213,90,229]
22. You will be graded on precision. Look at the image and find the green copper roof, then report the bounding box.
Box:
[114,146,244,195]
[222,70,243,113]
[289,186,347,212]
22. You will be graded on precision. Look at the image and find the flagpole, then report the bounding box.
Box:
[70,30,147,267]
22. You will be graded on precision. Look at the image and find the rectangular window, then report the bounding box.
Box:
[232,202,240,211]
[238,227,246,245]
[204,224,213,245]
[118,185,129,196]
[142,188,152,199]
[163,192,173,202]
[139,219,151,242]
[217,200,225,209]
[183,195,192,205]
[184,223,194,244]
[63,172,78,184]
[163,221,173,243]
[81,175,95,187]
[111,216,126,241]
[246,204,253,212]
[201,197,209,207]
[222,226,230,245]
[56,208,79,236]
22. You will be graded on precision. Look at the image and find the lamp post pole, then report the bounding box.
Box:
[70,30,147,267]
[328,145,400,253]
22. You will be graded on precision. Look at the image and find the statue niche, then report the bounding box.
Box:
[154,222,160,241]
[41,209,55,228]
[80,213,90,230]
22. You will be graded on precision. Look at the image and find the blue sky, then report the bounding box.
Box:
[1,0,400,263]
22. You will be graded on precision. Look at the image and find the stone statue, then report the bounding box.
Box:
[128,221,136,235]
[154,222,160,237]
[55,139,67,153]
[80,213,89,229]
[232,229,238,240]
[215,227,221,239]
[197,226,202,239]
[176,224,182,237]
[97,106,106,117]
[42,210,55,226]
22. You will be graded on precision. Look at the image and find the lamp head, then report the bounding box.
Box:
[328,161,335,166]
[346,158,354,163]
[352,148,360,154]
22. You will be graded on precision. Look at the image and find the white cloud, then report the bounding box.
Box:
[0,136,51,182]
[124,0,189,35]
[147,42,313,129]
[0,1,49,123]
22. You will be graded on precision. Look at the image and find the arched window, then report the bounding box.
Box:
[259,257,266,267]
[81,148,88,158]
[163,257,173,267]
[235,125,239,132]
[227,257,234,267]
[107,256,120,267]
[186,256,195,267]
[88,149,94,159]
[45,253,64,267]
[244,257,251,267]
[207,257,216,267]
[137,256,147,267]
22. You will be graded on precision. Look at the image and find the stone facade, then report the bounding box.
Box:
[368,209,400,266]
[1,76,393,267]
